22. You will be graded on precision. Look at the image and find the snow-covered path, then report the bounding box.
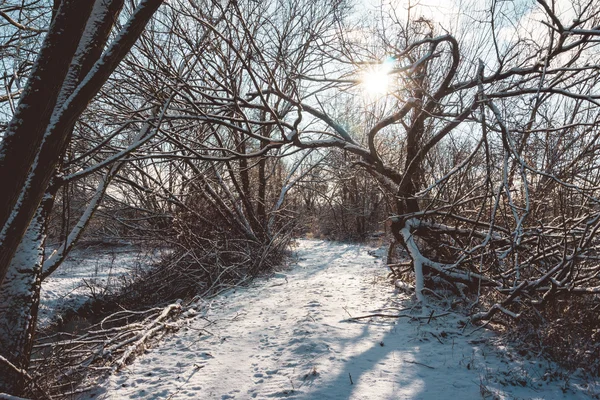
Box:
[91,240,598,399]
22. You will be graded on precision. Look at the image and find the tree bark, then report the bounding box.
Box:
[0,0,94,285]
[0,194,53,394]
[0,0,163,288]
[0,1,162,395]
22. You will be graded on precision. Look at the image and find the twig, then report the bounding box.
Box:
[429,332,444,344]
[0,355,52,400]
[403,359,435,369]
[427,309,435,324]
[369,307,412,313]
[345,313,411,320]
[466,319,492,336]
[344,311,450,322]
[342,306,353,319]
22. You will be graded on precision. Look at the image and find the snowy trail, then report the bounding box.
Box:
[91,240,598,399]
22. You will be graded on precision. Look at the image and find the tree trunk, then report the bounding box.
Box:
[0,196,52,394]
[0,0,162,288]
[0,1,162,395]
[0,0,94,285]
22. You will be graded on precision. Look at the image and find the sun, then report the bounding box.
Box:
[361,58,395,96]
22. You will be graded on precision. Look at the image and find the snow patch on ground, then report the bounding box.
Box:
[39,245,161,328]
[82,240,599,399]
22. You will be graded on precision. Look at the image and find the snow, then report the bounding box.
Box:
[38,245,161,328]
[82,239,599,399]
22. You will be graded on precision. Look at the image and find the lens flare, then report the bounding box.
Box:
[361,58,395,96]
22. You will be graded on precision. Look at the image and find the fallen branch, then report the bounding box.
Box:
[30,300,184,397]
[343,311,450,322]
[403,359,435,369]
[470,303,520,322]
[0,393,33,400]
[0,356,52,400]
[113,301,183,371]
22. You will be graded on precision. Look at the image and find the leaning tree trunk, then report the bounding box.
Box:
[0,0,162,291]
[0,0,95,287]
[391,58,429,300]
[0,196,52,395]
[0,1,163,395]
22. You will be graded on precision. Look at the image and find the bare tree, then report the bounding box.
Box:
[4,0,600,394]
[86,0,349,296]
[261,0,600,318]
[0,0,164,394]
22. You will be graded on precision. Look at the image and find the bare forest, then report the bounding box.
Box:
[2,0,600,398]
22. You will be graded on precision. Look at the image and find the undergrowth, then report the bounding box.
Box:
[29,231,293,399]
